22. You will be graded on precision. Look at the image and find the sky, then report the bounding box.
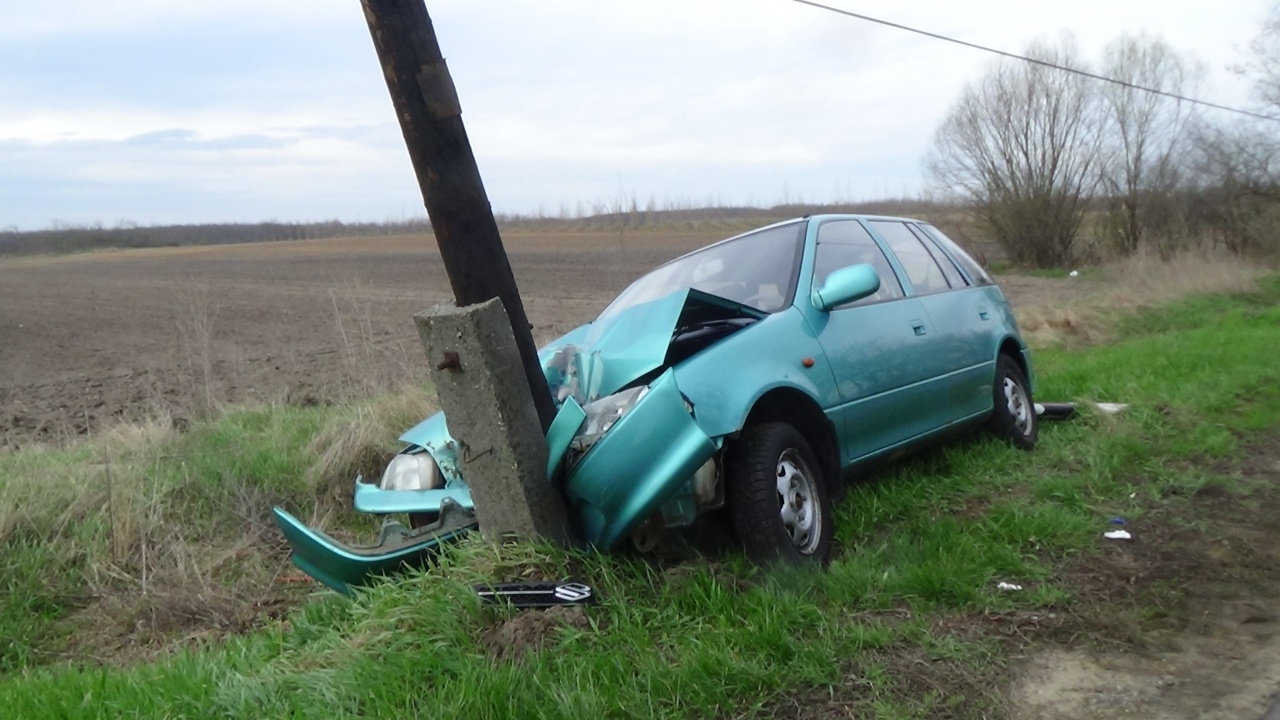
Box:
[0,0,1271,230]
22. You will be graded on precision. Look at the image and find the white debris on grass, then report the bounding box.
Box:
[996,582,1023,591]
[1104,530,1132,540]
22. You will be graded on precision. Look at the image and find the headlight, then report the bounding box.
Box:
[378,453,442,492]
[575,386,649,449]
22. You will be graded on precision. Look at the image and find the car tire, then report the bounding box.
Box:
[989,354,1037,450]
[726,422,833,565]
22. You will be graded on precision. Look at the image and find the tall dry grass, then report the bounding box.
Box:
[1014,246,1270,348]
[303,383,437,528]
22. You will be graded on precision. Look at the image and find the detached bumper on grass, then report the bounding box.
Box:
[272,501,477,594]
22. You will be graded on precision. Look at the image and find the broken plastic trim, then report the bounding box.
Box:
[272,499,477,594]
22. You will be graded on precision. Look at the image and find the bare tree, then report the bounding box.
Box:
[1098,34,1201,255]
[927,36,1105,267]
[1188,2,1280,254]
[1242,3,1280,111]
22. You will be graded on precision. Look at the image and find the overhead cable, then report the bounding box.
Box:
[790,0,1280,123]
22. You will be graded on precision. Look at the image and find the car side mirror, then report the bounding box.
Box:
[813,264,880,311]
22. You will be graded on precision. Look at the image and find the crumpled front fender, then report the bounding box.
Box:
[563,368,717,550]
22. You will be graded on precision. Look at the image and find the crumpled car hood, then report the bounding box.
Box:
[547,287,765,403]
[401,288,763,446]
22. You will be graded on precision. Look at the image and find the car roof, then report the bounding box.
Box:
[804,213,928,224]
[649,214,935,271]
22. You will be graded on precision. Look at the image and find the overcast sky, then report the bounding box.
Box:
[0,0,1270,230]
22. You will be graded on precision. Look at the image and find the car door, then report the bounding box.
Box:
[867,220,992,422]
[805,219,955,463]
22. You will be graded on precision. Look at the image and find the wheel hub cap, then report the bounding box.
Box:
[1002,377,1032,436]
[775,449,821,554]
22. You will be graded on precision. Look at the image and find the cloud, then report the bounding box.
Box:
[0,0,1269,228]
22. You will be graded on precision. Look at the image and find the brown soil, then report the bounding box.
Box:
[746,438,1280,719]
[482,605,593,662]
[1010,437,1280,720]
[0,231,718,448]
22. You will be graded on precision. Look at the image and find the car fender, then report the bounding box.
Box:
[671,307,841,439]
[991,330,1035,396]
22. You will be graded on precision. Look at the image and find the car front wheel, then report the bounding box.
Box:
[726,422,833,565]
[989,354,1037,450]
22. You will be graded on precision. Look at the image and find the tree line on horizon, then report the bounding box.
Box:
[0,198,947,258]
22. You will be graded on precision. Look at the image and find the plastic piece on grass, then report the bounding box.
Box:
[1104,530,1132,540]
[1036,402,1077,420]
[996,582,1023,591]
[1095,402,1129,415]
[1109,517,1127,525]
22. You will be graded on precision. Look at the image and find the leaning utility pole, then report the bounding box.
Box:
[358,0,555,432]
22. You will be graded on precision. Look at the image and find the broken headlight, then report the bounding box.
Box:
[378,452,443,492]
[574,386,649,449]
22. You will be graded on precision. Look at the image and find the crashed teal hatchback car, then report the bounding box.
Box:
[274,215,1037,592]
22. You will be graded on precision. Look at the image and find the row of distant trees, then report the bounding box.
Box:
[0,219,431,257]
[0,200,941,258]
[927,5,1280,267]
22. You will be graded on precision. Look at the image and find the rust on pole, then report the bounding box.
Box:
[359,0,556,431]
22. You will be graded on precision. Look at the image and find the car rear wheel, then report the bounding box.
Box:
[726,422,833,565]
[989,354,1037,450]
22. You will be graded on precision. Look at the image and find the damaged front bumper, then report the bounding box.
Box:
[352,478,474,515]
[275,362,719,592]
[272,500,477,594]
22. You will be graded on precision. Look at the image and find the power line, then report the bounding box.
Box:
[790,0,1280,123]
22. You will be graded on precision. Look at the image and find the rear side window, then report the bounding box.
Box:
[919,224,993,286]
[870,221,952,295]
[814,220,903,308]
[907,223,967,288]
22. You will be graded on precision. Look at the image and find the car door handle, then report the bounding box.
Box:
[910,320,926,336]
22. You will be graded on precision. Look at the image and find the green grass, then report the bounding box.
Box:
[2,277,1278,718]
[0,392,436,674]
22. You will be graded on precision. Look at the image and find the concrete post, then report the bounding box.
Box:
[415,298,570,545]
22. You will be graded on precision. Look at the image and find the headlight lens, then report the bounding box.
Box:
[378,453,442,492]
[575,386,649,448]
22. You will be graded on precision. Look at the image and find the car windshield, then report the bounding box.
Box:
[596,222,805,322]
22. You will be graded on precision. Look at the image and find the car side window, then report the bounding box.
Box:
[907,223,967,288]
[814,220,904,308]
[919,224,993,286]
[870,221,952,295]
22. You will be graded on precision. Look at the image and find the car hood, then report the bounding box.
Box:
[401,288,764,446]
[561,288,766,402]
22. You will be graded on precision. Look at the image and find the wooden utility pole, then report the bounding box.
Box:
[359,0,555,431]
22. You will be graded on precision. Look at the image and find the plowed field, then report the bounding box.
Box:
[0,231,720,448]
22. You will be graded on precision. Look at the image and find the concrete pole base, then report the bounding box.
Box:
[414,298,570,546]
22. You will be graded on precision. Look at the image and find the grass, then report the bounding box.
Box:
[1,276,1278,718]
[0,386,438,673]
[1013,244,1268,347]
